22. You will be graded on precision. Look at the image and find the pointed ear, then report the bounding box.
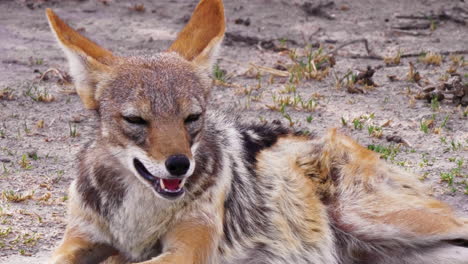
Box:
[46,9,117,109]
[168,0,225,70]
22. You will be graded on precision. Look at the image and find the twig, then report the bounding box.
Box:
[391,22,430,30]
[339,50,468,60]
[347,54,383,60]
[249,63,290,77]
[400,50,468,58]
[390,30,431,37]
[328,38,372,56]
[326,38,384,60]
[395,15,432,20]
[39,68,72,84]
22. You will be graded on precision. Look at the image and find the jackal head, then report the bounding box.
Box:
[46,0,225,200]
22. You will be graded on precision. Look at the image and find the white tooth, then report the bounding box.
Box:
[160,179,166,190]
[180,178,187,187]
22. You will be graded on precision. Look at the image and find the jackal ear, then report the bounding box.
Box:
[168,0,225,70]
[46,9,117,110]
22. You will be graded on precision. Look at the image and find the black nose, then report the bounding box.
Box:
[165,154,190,176]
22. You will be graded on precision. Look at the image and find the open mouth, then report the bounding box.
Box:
[133,158,185,199]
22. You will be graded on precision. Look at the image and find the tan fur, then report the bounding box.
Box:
[373,209,464,235]
[146,121,192,160]
[46,0,468,263]
[45,9,114,62]
[46,8,118,109]
[168,0,225,67]
[51,227,118,264]
[138,220,216,264]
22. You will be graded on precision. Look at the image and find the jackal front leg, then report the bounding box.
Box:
[135,219,217,264]
[49,227,118,264]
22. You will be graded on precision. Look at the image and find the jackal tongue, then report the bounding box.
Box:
[162,179,181,191]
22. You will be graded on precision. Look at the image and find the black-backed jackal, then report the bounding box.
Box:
[46,0,468,263]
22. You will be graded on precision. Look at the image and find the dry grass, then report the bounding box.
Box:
[419,52,443,66]
[2,190,33,203]
[384,50,401,66]
[407,62,421,82]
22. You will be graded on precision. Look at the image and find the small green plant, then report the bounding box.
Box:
[430,19,437,31]
[22,232,41,246]
[2,163,9,176]
[420,119,430,133]
[419,153,432,167]
[367,125,382,138]
[300,98,318,112]
[353,119,363,130]
[28,152,39,161]
[396,161,406,167]
[282,113,295,127]
[35,58,44,65]
[439,158,466,193]
[0,227,12,237]
[19,154,32,170]
[430,96,440,111]
[213,64,226,82]
[306,115,313,123]
[367,144,400,161]
[288,46,332,82]
[0,87,15,100]
[341,117,347,127]
[24,85,54,102]
[450,140,462,151]
[440,172,455,185]
[440,115,450,129]
[282,83,296,94]
[69,123,78,137]
[23,121,30,134]
[278,38,288,48]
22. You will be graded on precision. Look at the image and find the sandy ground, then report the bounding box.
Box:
[0,0,467,263]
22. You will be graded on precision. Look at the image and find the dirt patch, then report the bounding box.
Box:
[0,0,467,262]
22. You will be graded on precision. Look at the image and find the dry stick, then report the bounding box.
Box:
[329,34,468,61]
[391,22,430,30]
[329,38,371,56]
[391,30,431,37]
[400,50,468,58]
[249,63,290,77]
[39,68,72,84]
[328,39,384,60]
[344,50,468,60]
[395,15,432,20]
[395,11,466,25]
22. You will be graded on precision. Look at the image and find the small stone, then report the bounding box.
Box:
[461,94,468,107]
[422,86,435,93]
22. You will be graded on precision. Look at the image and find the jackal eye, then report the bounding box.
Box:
[184,113,201,124]
[123,115,147,125]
